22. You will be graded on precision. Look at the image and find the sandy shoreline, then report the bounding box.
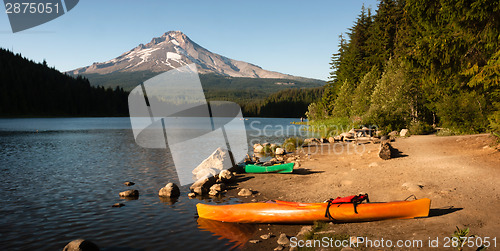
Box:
[220,134,500,250]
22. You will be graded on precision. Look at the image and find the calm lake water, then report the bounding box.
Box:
[0,117,313,250]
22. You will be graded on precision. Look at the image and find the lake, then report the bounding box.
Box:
[0,117,314,250]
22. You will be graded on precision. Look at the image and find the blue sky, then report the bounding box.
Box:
[0,0,379,81]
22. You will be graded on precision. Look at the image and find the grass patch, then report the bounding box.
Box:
[283,137,304,152]
[260,144,281,155]
[307,117,353,138]
[436,127,471,136]
[409,121,434,135]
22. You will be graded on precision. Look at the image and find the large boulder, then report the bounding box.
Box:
[379,142,393,160]
[192,147,232,181]
[63,239,99,251]
[400,129,409,137]
[158,183,180,198]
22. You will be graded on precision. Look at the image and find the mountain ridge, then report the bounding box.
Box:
[69,31,321,84]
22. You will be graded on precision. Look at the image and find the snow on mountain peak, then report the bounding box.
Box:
[69,31,300,80]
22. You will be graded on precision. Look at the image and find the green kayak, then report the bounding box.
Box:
[244,163,294,173]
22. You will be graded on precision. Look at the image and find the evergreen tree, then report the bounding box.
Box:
[332,80,355,118]
[351,66,380,117]
[366,58,412,130]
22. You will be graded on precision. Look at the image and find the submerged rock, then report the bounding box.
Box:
[123,181,135,186]
[119,190,139,197]
[63,239,99,251]
[111,203,125,208]
[158,183,180,198]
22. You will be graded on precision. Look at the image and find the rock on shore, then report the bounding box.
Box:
[192,147,232,180]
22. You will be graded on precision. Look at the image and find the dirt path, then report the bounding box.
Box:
[230,134,499,250]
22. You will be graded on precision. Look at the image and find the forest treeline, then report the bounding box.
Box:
[308,0,499,135]
[241,87,323,117]
[0,48,321,118]
[0,48,129,117]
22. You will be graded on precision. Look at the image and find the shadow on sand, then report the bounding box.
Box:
[428,207,463,218]
[391,147,408,158]
[292,168,324,175]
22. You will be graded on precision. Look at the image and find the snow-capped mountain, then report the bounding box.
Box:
[70,31,308,80]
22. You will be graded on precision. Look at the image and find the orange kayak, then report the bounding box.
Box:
[196,198,430,224]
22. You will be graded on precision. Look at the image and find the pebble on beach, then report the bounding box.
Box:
[260,233,273,239]
[277,233,290,246]
[238,188,253,196]
[274,245,284,251]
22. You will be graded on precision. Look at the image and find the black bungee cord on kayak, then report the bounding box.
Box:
[324,194,370,220]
